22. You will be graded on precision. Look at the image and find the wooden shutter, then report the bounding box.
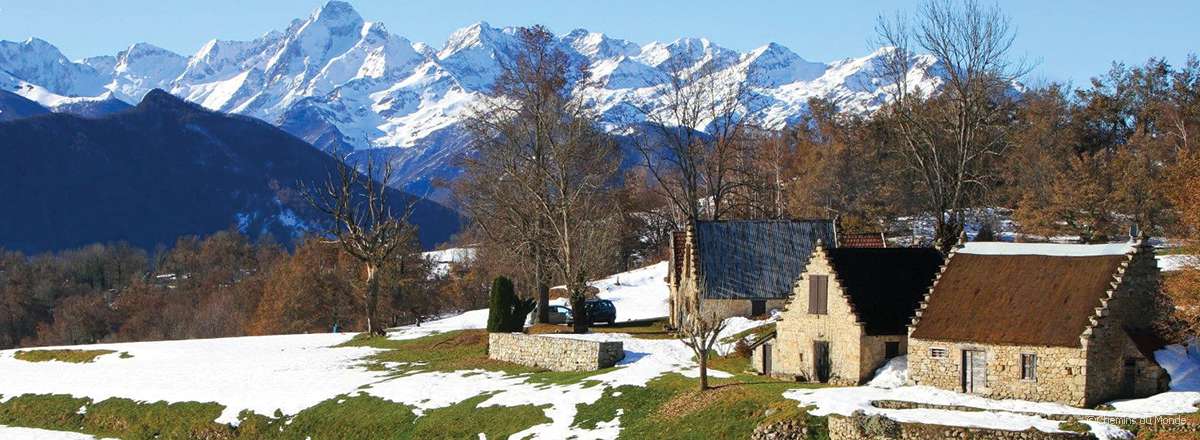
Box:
[809,275,828,314]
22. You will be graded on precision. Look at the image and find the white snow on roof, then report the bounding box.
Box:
[959,241,1135,257]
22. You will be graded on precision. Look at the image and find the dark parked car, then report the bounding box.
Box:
[584,299,616,325]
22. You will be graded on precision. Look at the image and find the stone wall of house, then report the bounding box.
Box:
[751,341,768,373]
[861,334,906,379]
[906,337,1090,406]
[704,298,788,319]
[826,413,1096,440]
[1082,243,1170,406]
[488,333,624,372]
[668,226,697,329]
[771,247,869,384]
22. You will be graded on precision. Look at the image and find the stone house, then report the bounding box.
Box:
[907,240,1171,407]
[667,220,836,328]
[751,244,943,384]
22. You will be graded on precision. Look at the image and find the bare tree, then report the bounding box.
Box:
[632,52,763,225]
[303,155,418,335]
[876,0,1030,251]
[458,26,622,332]
[679,309,729,391]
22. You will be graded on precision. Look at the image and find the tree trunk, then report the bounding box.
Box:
[364,264,384,336]
[534,243,550,324]
[570,289,588,334]
[698,351,709,390]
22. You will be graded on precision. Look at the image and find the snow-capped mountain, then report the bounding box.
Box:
[0,1,943,191]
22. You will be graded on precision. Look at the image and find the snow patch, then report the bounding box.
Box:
[0,333,383,425]
[866,355,907,389]
[959,241,1135,257]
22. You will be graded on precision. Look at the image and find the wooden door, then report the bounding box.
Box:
[813,341,831,382]
[962,350,987,394]
[1121,358,1137,396]
[762,342,773,375]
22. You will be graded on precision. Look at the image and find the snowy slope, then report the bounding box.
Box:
[0,261,721,438]
[0,1,947,189]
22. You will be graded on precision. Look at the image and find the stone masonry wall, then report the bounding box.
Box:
[861,334,906,379]
[772,247,869,384]
[488,333,624,372]
[907,337,1089,406]
[1083,243,1169,405]
[827,413,1096,440]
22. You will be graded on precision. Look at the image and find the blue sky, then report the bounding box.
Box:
[0,0,1196,84]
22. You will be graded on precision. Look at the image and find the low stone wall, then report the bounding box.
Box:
[488,333,624,372]
[827,412,1097,440]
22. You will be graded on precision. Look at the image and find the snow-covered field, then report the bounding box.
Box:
[786,341,1200,439]
[0,258,1195,439]
[0,262,710,438]
[0,333,384,424]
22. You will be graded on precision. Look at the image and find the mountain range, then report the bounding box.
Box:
[0,1,943,194]
[0,89,461,253]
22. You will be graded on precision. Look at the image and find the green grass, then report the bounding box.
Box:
[13,349,116,363]
[590,319,676,339]
[1058,418,1090,434]
[0,328,828,439]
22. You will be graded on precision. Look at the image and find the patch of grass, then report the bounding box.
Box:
[410,394,550,439]
[0,394,235,440]
[118,352,133,359]
[1059,418,1090,434]
[573,367,826,440]
[0,392,553,440]
[13,349,116,363]
[590,318,675,339]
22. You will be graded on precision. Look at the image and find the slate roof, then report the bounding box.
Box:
[910,250,1130,347]
[826,247,944,335]
[694,220,835,300]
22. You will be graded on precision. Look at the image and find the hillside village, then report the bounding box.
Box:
[2,0,1200,439]
[0,238,1196,439]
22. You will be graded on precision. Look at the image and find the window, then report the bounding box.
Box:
[930,348,948,358]
[1021,353,1037,381]
[808,275,828,315]
[751,300,766,316]
[885,341,901,359]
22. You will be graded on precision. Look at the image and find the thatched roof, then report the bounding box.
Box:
[826,248,943,335]
[911,243,1132,347]
[694,220,835,300]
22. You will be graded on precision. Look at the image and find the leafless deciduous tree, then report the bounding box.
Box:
[679,309,728,391]
[632,52,763,225]
[458,26,622,332]
[303,155,418,335]
[876,0,1030,252]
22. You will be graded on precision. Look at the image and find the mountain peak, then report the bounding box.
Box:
[136,88,199,112]
[312,1,361,25]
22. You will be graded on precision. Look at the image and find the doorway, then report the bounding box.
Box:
[762,342,773,375]
[962,349,987,394]
[813,341,831,382]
